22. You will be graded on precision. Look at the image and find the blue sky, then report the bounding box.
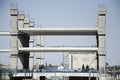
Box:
[0,0,120,66]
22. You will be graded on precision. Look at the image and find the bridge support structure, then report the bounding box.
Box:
[0,7,106,74]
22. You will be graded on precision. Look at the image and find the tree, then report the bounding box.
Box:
[82,64,85,71]
[39,64,45,69]
[9,71,13,80]
[86,65,89,71]
[48,64,52,67]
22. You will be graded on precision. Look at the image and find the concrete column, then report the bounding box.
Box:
[17,12,30,69]
[24,16,30,28]
[69,53,73,69]
[36,35,44,69]
[16,16,30,69]
[97,7,106,73]
[10,8,18,70]
[17,11,25,69]
[29,20,34,70]
[17,11,24,29]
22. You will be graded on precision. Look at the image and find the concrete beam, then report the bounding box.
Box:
[18,28,97,35]
[0,49,10,53]
[0,32,10,36]
[19,47,98,52]
[14,72,99,77]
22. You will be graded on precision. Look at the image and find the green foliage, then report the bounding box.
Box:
[0,72,2,80]
[106,65,120,71]
[39,64,45,69]
[9,71,13,80]
[48,64,52,67]
[48,64,58,68]
[0,67,13,80]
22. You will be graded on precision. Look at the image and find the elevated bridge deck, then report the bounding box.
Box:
[18,28,98,35]
[19,47,98,52]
